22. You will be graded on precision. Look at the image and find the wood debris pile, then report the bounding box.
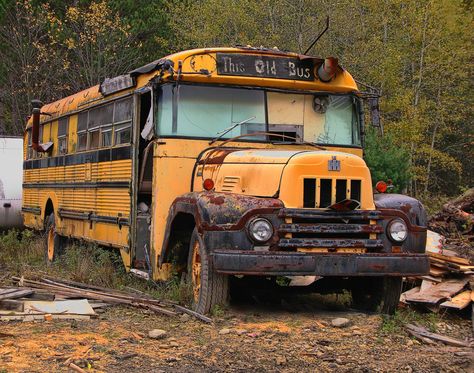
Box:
[0,276,211,323]
[402,231,474,314]
[429,188,474,262]
[402,188,474,315]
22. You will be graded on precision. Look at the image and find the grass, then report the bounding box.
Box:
[380,308,440,334]
[0,229,193,305]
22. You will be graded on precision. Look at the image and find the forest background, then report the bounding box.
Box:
[0,0,472,204]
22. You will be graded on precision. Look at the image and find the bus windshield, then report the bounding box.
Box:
[155,84,361,146]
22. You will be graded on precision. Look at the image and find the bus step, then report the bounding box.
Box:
[130,268,150,280]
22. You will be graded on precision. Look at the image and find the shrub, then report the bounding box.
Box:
[364,128,411,193]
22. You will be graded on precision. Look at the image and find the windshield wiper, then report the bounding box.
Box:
[270,137,326,150]
[209,116,256,144]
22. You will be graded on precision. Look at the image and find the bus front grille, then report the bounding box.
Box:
[303,178,361,208]
[277,208,383,252]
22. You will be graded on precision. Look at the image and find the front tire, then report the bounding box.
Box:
[187,228,228,314]
[44,213,65,264]
[350,276,402,315]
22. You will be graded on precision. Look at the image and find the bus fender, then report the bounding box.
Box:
[159,192,283,266]
[374,193,427,253]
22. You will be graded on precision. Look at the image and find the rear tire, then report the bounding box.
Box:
[350,276,402,315]
[44,213,65,264]
[186,228,228,314]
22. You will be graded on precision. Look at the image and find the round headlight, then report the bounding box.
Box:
[387,219,408,242]
[248,218,273,243]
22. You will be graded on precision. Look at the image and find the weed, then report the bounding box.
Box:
[0,229,44,273]
[210,304,225,317]
[54,242,126,288]
[380,308,440,334]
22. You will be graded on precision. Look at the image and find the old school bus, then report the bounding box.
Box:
[22,47,429,314]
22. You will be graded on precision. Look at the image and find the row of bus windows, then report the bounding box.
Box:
[27,97,132,159]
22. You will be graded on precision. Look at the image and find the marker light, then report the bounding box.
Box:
[375,181,388,193]
[317,57,338,82]
[203,178,214,191]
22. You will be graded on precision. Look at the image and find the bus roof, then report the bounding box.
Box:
[28,47,358,127]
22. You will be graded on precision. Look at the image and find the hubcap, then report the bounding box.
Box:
[191,240,202,302]
[47,227,54,262]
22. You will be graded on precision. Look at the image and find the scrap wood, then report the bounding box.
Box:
[0,288,34,301]
[404,278,468,305]
[405,328,437,345]
[174,304,213,323]
[67,362,87,373]
[400,286,420,304]
[440,290,472,310]
[429,251,472,266]
[12,277,183,318]
[405,324,470,347]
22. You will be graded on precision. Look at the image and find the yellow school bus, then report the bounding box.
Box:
[22,47,429,314]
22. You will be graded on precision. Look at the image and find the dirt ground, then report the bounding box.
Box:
[1,294,473,373]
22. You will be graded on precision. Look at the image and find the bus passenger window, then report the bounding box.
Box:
[58,117,69,154]
[114,123,131,145]
[101,126,113,147]
[26,128,33,159]
[89,128,100,149]
[77,111,88,151]
[113,97,132,145]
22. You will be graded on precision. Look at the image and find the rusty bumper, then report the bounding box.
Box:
[211,250,429,276]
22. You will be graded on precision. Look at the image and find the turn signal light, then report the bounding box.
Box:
[375,181,388,193]
[203,178,214,191]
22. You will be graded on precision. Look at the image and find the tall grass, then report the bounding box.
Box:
[0,229,192,304]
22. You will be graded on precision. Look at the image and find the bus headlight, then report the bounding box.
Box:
[248,218,273,243]
[387,219,408,243]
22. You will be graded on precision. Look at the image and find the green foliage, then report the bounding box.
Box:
[380,308,439,334]
[0,229,44,272]
[54,242,126,288]
[0,0,472,197]
[364,128,410,193]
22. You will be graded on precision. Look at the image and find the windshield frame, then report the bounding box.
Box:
[154,82,363,148]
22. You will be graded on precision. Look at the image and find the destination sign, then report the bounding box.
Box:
[216,53,315,81]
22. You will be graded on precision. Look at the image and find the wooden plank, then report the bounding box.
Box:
[428,250,471,265]
[0,300,24,312]
[405,279,468,304]
[440,290,472,310]
[428,252,471,265]
[429,267,448,277]
[429,251,471,266]
[0,288,21,296]
[420,280,437,292]
[420,275,442,283]
[0,289,34,301]
[400,286,420,304]
[405,324,470,347]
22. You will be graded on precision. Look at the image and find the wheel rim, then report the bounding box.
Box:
[191,240,202,302]
[47,226,55,262]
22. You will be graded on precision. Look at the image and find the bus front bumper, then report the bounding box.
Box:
[211,250,429,276]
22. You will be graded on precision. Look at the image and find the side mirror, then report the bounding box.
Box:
[368,96,383,134]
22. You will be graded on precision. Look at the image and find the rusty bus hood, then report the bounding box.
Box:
[212,149,375,210]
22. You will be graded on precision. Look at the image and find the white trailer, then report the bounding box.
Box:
[0,136,23,229]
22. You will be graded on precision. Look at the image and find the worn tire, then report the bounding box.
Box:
[350,276,402,315]
[187,228,228,314]
[44,213,65,264]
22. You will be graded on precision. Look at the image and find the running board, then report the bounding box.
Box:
[130,268,150,280]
